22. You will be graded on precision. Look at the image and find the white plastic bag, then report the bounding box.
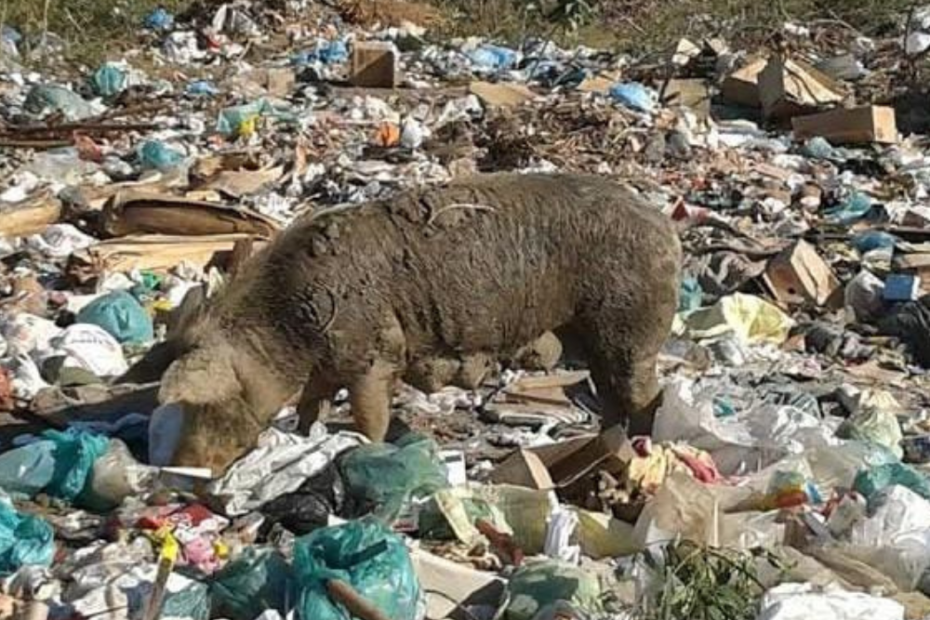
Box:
[35,324,128,378]
[758,583,904,620]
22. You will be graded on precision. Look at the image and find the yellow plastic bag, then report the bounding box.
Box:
[681,293,794,345]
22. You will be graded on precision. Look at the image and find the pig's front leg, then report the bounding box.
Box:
[296,375,338,435]
[349,358,397,442]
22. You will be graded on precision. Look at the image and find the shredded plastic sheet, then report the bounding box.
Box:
[208,425,365,516]
[679,293,795,345]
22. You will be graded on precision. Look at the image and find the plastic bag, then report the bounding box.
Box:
[679,293,794,345]
[340,433,448,520]
[609,82,655,113]
[211,548,295,620]
[467,44,517,70]
[845,270,886,323]
[143,7,174,30]
[84,439,156,511]
[260,464,345,536]
[879,295,930,367]
[76,290,153,345]
[43,429,109,502]
[678,276,703,313]
[825,191,875,225]
[209,426,363,516]
[0,500,54,576]
[36,323,129,379]
[837,404,903,459]
[137,140,185,171]
[854,463,930,502]
[216,100,273,137]
[91,63,127,98]
[0,440,55,498]
[23,85,100,121]
[504,560,601,620]
[758,583,903,620]
[294,519,420,620]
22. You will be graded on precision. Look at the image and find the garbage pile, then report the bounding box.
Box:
[5,1,930,619]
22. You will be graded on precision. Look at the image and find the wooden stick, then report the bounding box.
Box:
[325,579,391,620]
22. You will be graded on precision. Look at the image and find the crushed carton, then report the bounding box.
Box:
[792,105,898,145]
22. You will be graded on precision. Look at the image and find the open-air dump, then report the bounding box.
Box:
[6,1,930,619]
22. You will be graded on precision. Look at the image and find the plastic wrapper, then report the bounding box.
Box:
[294,519,420,620]
[76,291,154,345]
[211,548,295,620]
[504,560,601,620]
[208,425,363,516]
[340,433,449,520]
[24,224,97,258]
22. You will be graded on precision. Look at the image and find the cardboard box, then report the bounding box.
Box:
[758,56,843,120]
[720,56,768,108]
[764,239,841,307]
[791,105,898,145]
[663,78,711,118]
[490,425,634,490]
[349,41,399,88]
[468,81,537,107]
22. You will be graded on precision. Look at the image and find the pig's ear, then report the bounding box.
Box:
[159,345,241,405]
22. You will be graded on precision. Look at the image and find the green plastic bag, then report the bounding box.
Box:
[76,290,154,344]
[294,519,420,620]
[43,429,109,502]
[211,548,296,620]
[505,560,602,620]
[854,463,930,503]
[340,434,448,520]
[0,500,54,576]
[91,63,128,98]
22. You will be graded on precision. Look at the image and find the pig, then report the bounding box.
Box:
[125,172,682,474]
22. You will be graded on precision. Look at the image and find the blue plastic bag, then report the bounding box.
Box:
[76,290,154,344]
[0,501,54,576]
[43,429,109,502]
[294,519,420,620]
[678,277,703,313]
[144,8,175,31]
[851,230,898,254]
[340,434,448,520]
[824,191,874,224]
[137,140,185,172]
[91,63,128,98]
[467,44,518,71]
[854,462,930,503]
[609,82,655,113]
[292,39,348,66]
[0,440,56,499]
[187,80,219,97]
[212,548,296,620]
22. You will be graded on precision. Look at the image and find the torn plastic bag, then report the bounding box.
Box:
[211,547,295,620]
[758,584,903,620]
[208,425,364,516]
[845,270,886,323]
[340,433,448,520]
[504,560,601,620]
[0,498,54,576]
[294,519,421,620]
[0,439,55,498]
[259,464,345,536]
[23,85,101,121]
[83,439,156,512]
